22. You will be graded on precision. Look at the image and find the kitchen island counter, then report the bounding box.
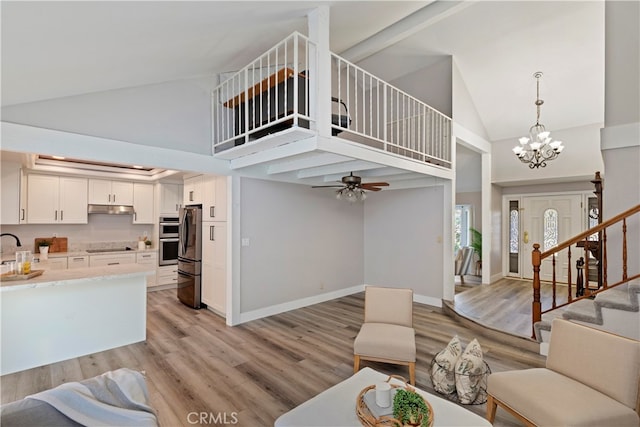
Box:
[1,264,151,375]
[0,263,154,291]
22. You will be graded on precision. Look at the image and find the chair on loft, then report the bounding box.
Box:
[331,97,351,136]
[353,286,416,385]
[455,247,474,284]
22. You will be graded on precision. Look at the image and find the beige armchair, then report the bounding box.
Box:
[487,319,640,426]
[353,286,416,385]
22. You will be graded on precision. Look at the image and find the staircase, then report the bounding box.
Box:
[535,279,640,354]
[530,203,640,355]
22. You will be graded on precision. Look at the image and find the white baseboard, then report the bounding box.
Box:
[238,285,365,324]
[414,294,442,308]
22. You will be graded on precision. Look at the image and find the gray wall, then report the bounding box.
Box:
[364,186,444,302]
[239,178,364,312]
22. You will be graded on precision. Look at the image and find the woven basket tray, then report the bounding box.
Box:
[356,375,434,427]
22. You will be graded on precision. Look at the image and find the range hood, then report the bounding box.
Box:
[87,204,135,215]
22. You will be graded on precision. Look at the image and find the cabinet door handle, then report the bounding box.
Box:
[107,262,119,265]
[60,211,63,221]
[21,208,25,221]
[72,257,84,261]
[189,191,194,202]
[176,203,179,211]
[210,206,215,218]
[134,212,137,221]
[55,210,58,221]
[108,194,111,203]
[113,194,116,203]
[210,225,215,241]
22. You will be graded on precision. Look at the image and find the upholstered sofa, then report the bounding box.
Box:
[0,368,158,427]
[486,319,640,426]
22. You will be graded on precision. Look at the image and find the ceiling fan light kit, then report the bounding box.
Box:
[312,172,389,203]
[513,71,564,169]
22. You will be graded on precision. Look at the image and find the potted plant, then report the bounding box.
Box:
[469,228,482,275]
[38,240,51,260]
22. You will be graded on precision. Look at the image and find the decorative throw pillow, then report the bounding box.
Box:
[454,338,486,404]
[430,335,462,395]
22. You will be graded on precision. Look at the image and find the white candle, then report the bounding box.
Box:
[375,382,391,407]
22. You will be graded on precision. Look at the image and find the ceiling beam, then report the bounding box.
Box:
[297,159,380,179]
[338,1,472,63]
[267,152,352,175]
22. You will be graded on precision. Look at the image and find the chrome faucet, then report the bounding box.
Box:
[0,233,22,247]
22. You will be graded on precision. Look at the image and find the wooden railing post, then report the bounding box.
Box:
[532,243,542,339]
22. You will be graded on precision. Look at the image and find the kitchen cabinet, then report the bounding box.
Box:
[136,251,157,287]
[132,183,154,224]
[67,255,89,269]
[156,265,178,288]
[0,161,25,224]
[89,252,136,267]
[37,257,68,270]
[88,179,134,206]
[201,221,227,314]
[27,174,88,224]
[158,183,183,214]
[183,175,203,205]
[202,175,228,221]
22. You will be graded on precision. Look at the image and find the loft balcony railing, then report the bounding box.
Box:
[211,32,452,169]
[531,203,640,339]
[330,54,452,168]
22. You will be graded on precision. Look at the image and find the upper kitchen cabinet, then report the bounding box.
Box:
[0,160,26,224]
[27,174,88,224]
[202,175,228,222]
[88,179,134,206]
[158,183,183,215]
[132,183,154,224]
[183,175,203,205]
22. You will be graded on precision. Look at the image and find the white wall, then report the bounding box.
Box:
[491,123,604,185]
[1,76,215,155]
[452,60,489,141]
[238,178,364,313]
[392,57,452,117]
[364,186,444,306]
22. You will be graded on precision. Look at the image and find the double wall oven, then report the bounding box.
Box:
[159,216,179,266]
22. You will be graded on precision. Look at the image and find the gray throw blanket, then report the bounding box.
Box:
[25,368,158,427]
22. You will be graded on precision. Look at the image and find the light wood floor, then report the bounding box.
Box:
[1,289,545,426]
[453,276,569,337]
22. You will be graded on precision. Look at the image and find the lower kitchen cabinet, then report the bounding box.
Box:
[37,257,68,270]
[136,251,157,287]
[201,221,226,314]
[155,265,178,290]
[67,256,89,269]
[89,253,136,267]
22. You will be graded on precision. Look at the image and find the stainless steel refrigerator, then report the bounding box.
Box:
[178,205,202,308]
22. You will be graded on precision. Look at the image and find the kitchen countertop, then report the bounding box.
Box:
[1,248,158,263]
[0,264,155,291]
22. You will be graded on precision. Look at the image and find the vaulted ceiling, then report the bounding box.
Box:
[1,1,604,189]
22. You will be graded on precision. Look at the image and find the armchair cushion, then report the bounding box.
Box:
[353,323,416,362]
[455,339,486,404]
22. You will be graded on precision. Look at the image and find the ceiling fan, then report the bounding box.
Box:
[312,172,389,202]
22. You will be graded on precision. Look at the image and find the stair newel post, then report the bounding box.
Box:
[584,245,591,297]
[532,243,542,339]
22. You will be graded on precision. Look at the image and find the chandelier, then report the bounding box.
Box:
[513,72,564,168]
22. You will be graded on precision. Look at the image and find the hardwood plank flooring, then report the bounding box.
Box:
[452,277,570,337]
[1,289,545,426]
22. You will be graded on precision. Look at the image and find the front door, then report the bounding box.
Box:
[521,195,583,282]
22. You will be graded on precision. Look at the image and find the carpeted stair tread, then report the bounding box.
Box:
[595,287,639,311]
[562,298,601,324]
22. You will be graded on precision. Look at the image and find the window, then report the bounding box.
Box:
[543,208,559,251]
[454,205,471,253]
[508,200,519,274]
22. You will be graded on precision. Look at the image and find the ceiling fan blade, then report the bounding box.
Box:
[362,182,389,187]
[311,185,344,188]
[360,185,383,192]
